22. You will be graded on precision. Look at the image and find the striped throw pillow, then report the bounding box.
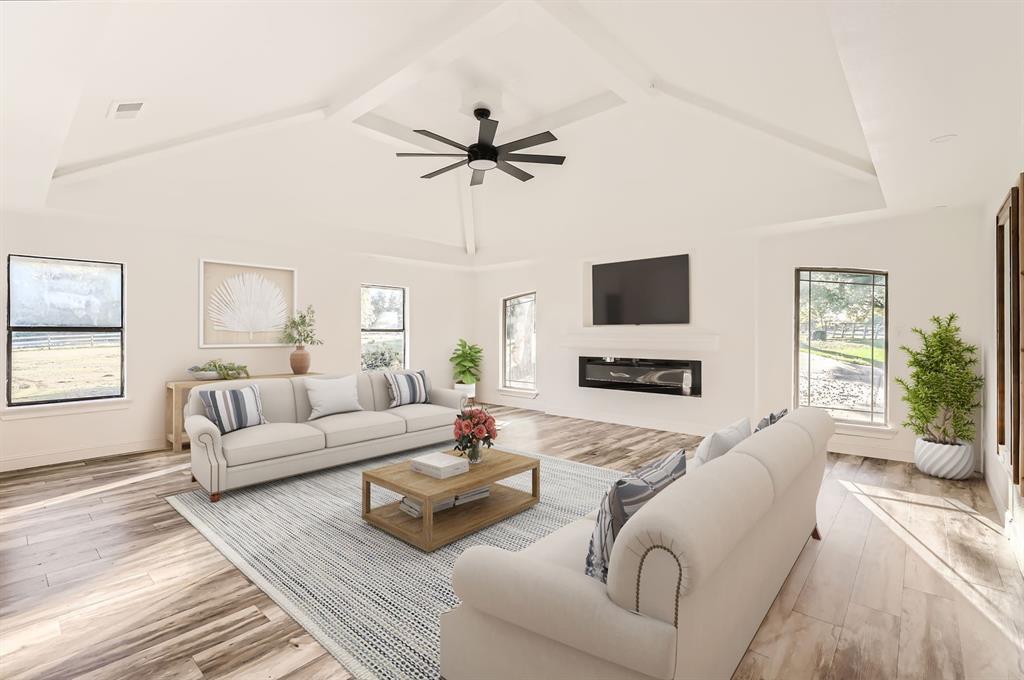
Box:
[585,449,688,583]
[198,385,267,435]
[383,370,429,407]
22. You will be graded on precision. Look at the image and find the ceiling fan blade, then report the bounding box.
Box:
[497,130,557,153]
[396,152,466,157]
[421,159,468,179]
[478,117,498,146]
[470,169,486,186]
[502,153,565,165]
[414,129,468,151]
[497,161,533,182]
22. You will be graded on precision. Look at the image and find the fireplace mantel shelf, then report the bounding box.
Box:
[561,326,720,353]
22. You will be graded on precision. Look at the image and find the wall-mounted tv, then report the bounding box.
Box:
[592,254,690,325]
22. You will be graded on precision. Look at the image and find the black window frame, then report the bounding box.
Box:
[793,266,888,425]
[6,254,126,407]
[359,284,408,370]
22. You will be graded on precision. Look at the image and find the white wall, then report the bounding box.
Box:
[474,207,990,467]
[0,209,474,471]
[757,206,989,463]
[472,234,759,436]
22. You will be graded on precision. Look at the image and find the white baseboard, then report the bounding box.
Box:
[0,438,167,472]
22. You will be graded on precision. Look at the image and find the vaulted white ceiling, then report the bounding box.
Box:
[2,0,1021,263]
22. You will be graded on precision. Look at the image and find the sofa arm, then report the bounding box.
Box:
[429,386,467,411]
[185,415,226,494]
[452,546,677,680]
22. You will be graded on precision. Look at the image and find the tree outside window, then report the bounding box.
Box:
[361,285,406,371]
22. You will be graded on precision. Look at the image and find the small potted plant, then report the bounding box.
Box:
[453,407,497,464]
[449,339,482,401]
[281,305,323,375]
[896,314,984,479]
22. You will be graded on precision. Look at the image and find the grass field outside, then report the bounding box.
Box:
[800,338,885,367]
[9,346,121,404]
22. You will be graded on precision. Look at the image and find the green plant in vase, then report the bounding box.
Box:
[449,339,482,401]
[896,313,983,479]
[281,305,323,375]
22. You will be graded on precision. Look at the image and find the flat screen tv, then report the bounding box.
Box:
[592,254,689,325]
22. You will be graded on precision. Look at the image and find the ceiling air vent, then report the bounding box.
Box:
[107,101,144,120]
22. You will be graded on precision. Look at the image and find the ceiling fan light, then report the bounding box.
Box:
[468,159,497,171]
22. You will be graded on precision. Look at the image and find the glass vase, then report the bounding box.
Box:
[466,442,482,464]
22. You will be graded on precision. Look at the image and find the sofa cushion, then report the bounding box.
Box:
[367,370,434,410]
[220,423,325,466]
[585,450,688,582]
[693,416,751,465]
[754,408,788,432]
[384,369,429,407]
[198,385,267,435]
[293,373,374,421]
[305,375,363,420]
[388,403,457,433]
[308,410,405,447]
[189,378,298,423]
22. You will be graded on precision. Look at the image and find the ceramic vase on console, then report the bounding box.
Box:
[290,345,310,375]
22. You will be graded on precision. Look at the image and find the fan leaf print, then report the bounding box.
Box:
[208,273,288,341]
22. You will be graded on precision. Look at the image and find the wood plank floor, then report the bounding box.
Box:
[1,406,1021,679]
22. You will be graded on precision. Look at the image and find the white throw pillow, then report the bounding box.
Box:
[305,375,362,420]
[694,417,751,465]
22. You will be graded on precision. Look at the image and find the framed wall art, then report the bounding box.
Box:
[198,259,296,348]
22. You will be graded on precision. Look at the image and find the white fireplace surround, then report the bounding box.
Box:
[560,325,721,354]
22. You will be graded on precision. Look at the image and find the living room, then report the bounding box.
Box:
[2,1,1022,679]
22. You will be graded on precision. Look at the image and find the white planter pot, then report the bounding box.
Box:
[453,383,476,400]
[913,438,973,480]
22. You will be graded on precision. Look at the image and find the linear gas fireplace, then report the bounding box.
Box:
[578,356,702,397]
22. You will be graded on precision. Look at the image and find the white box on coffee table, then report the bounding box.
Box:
[411,451,469,479]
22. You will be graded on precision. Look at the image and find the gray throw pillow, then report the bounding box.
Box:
[585,449,688,583]
[754,408,788,432]
[198,385,267,435]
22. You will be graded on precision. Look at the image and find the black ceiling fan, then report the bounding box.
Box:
[396,108,565,186]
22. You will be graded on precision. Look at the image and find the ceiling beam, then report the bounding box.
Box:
[651,79,877,182]
[327,2,526,122]
[538,0,877,183]
[458,178,477,256]
[51,102,327,184]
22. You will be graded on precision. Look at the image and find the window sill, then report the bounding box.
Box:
[833,422,898,439]
[497,388,539,399]
[1,398,133,421]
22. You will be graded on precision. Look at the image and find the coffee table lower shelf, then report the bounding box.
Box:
[363,484,538,551]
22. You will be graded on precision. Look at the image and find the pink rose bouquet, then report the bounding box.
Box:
[453,407,497,463]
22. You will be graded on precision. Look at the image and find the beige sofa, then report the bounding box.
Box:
[440,407,833,680]
[185,371,464,501]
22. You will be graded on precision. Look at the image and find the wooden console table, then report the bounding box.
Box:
[165,373,313,452]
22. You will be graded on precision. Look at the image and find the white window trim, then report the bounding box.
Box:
[500,290,538,395]
[1,397,133,421]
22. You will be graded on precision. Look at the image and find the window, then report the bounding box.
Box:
[795,269,887,425]
[360,284,406,371]
[7,255,125,406]
[502,292,536,391]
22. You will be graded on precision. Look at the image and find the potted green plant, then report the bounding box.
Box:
[449,339,482,401]
[281,305,323,375]
[896,314,984,479]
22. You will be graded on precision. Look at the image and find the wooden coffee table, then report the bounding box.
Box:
[362,449,540,552]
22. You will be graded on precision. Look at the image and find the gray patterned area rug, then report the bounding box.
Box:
[167,447,622,680]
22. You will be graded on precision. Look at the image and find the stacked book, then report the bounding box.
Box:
[398,486,492,518]
[411,452,469,479]
[399,496,453,519]
[454,486,490,506]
